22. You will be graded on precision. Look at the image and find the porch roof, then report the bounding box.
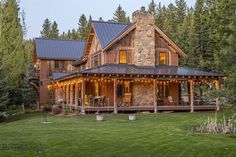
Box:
[79,64,224,77]
[52,73,72,80]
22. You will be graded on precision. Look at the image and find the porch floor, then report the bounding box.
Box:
[77,105,216,112]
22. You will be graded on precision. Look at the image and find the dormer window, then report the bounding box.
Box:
[119,50,127,64]
[159,52,167,65]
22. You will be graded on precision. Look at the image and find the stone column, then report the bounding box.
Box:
[114,79,117,114]
[153,79,157,113]
[215,80,220,112]
[81,79,85,115]
[190,80,194,112]
[75,82,79,112]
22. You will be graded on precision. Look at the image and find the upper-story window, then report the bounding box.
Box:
[92,53,101,67]
[119,50,127,64]
[159,52,167,65]
[54,60,64,69]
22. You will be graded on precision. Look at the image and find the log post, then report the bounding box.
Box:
[66,84,69,106]
[70,84,73,110]
[190,80,194,112]
[114,78,117,114]
[153,79,157,113]
[75,82,78,113]
[81,79,85,115]
[215,80,220,112]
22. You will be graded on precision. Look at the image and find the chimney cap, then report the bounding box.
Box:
[141,6,145,11]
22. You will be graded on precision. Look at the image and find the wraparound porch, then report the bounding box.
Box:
[51,75,221,113]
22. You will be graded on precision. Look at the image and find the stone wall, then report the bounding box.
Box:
[132,9,155,66]
[132,83,154,106]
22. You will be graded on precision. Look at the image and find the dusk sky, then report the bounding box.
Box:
[20,0,195,39]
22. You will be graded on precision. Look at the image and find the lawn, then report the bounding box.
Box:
[0,112,236,157]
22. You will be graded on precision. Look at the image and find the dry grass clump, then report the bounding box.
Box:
[192,114,236,134]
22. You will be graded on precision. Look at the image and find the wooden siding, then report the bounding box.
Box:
[39,59,75,106]
[155,31,179,66]
[105,31,134,64]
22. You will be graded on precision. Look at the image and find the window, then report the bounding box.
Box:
[54,61,64,69]
[93,54,101,67]
[159,52,167,65]
[119,51,127,64]
[117,84,125,98]
[157,82,170,97]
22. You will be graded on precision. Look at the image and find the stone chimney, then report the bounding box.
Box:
[132,7,155,66]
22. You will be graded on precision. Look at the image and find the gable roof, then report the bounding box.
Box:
[35,38,86,60]
[92,21,132,49]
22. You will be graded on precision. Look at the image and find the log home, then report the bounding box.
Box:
[30,8,223,113]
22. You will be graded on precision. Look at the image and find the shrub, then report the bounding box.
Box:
[52,106,62,115]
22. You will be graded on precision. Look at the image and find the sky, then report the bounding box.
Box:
[19,0,195,39]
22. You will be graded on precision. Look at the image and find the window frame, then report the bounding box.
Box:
[92,53,101,68]
[54,60,65,69]
[159,52,167,65]
[119,50,127,64]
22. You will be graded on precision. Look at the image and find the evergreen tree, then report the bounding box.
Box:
[162,3,176,38]
[148,0,157,15]
[78,14,88,40]
[40,18,51,38]
[71,28,78,40]
[0,0,30,109]
[112,5,129,23]
[156,3,166,28]
[175,0,187,24]
[50,21,59,38]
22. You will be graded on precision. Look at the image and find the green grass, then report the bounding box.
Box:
[0,112,236,157]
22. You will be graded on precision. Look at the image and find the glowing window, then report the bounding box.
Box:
[159,52,167,65]
[119,51,127,64]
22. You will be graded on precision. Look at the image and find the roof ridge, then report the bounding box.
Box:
[92,20,131,25]
[35,37,86,42]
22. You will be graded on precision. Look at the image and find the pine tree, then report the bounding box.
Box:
[78,14,88,40]
[0,0,29,109]
[50,21,59,38]
[112,5,129,23]
[175,0,187,24]
[71,28,78,40]
[40,18,51,38]
[148,0,156,15]
[162,3,176,38]
[156,3,166,28]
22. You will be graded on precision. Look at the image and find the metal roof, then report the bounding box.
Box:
[92,21,132,48]
[52,73,72,80]
[35,38,86,60]
[79,64,223,77]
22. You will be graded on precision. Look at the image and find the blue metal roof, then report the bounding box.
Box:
[92,21,132,48]
[79,64,223,77]
[35,38,86,60]
[52,73,72,80]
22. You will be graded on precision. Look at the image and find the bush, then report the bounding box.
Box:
[44,106,52,112]
[52,106,62,115]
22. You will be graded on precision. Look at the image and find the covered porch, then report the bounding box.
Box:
[50,64,223,113]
